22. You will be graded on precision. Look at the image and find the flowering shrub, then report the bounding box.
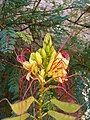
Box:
[0,33,81,120]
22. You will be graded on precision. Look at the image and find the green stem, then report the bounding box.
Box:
[42,101,50,107]
[42,112,48,118]
[45,77,53,84]
[43,85,56,93]
[38,83,44,120]
[30,115,38,120]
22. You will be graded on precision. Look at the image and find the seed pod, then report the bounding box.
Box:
[35,52,42,64]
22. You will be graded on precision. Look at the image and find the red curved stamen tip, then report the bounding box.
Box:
[14,47,31,63]
[61,51,70,61]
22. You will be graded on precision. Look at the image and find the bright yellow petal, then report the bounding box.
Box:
[26,72,31,81]
[22,61,31,71]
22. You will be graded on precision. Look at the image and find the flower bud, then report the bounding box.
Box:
[35,52,42,64]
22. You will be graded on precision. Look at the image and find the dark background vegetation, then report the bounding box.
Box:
[0,0,90,119]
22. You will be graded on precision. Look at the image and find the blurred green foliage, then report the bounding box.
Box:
[0,0,90,119]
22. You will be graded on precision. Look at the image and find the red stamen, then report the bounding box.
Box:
[61,51,70,61]
[19,74,27,98]
[13,47,31,64]
[55,86,77,101]
[23,78,38,99]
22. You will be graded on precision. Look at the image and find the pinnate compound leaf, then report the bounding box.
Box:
[2,113,30,120]
[10,96,35,115]
[51,99,81,113]
[48,110,75,120]
[16,32,33,45]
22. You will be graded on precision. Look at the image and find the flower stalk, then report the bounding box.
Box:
[0,33,83,120]
[38,83,44,120]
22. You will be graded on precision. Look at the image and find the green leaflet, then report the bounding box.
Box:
[16,31,33,45]
[51,99,81,113]
[9,96,35,115]
[48,110,75,120]
[0,27,17,53]
[2,113,30,120]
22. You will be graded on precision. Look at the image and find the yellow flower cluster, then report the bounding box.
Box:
[46,52,69,83]
[22,33,69,84]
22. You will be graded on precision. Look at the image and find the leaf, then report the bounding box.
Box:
[16,32,33,45]
[2,113,30,120]
[48,110,75,120]
[0,27,16,53]
[10,96,35,115]
[51,99,81,113]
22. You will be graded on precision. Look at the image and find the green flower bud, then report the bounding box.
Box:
[35,52,42,64]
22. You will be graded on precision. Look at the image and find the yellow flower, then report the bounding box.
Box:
[22,61,38,80]
[46,52,69,83]
[21,33,69,84]
[22,61,31,71]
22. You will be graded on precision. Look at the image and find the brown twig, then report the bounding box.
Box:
[67,19,90,28]
[75,11,86,23]
[58,28,76,51]
[32,0,42,13]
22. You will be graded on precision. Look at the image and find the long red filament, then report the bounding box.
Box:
[19,74,27,98]
[23,78,38,100]
[55,86,77,101]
